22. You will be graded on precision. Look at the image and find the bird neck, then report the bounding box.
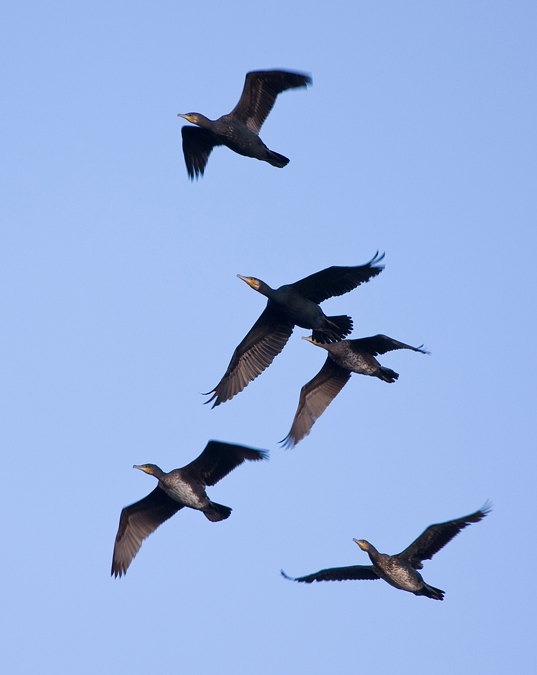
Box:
[309,339,330,352]
[192,113,212,129]
[365,544,381,563]
[149,465,166,480]
[255,280,275,298]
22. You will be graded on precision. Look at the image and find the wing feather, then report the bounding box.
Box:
[290,252,385,304]
[281,357,350,447]
[111,488,184,577]
[181,126,220,179]
[281,566,379,583]
[181,441,268,486]
[350,334,429,357]
[205,305,294,407]
[398,503,492,569]
[230,70,312,133]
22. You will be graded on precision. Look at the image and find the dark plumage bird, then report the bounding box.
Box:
[282,334,428,447]
[178,69,312,179]
[281,504,491,600]
[112,441,267,577]
[206,253,385,407]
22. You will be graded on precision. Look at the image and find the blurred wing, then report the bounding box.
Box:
[181,126,220,180]
[290,252,385,303]
[182,440,268,486]
[350,334,429,357]
[398,503,492,569]
[281,566,379,583]
[111,488,184,577]
[205,305,294,407]
[281,357,350,447]
[230,70,312,133]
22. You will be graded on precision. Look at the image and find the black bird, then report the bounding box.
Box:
[281,504,491,600]
[206,253,385,407]
[282,334,428,447]
[112,441,267,577]
[178,69,311,179]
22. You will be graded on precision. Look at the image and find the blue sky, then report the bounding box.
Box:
[1,2,536,673]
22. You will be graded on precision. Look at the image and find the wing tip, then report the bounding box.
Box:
[252,448,270,462]
[202,389,221,408]
[279,432,297,449]
[477,500,493,519]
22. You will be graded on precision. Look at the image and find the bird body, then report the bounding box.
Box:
[178,69,311,179]
[313,338,400,381]
[134,463,229,520]
[354,540,444,600]
[181,114,288,166]
[282,504,491,600]
[112,441,267,577]
[249,280,350,338]
[206,253,385,407]
[282,334,427,447]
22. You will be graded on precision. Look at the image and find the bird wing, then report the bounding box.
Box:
[397,504,492,569]
[289,252,385,304]
[111,488,184,577]
[281,566,379,583]
[181,126,221,179]
[229,70,312,134]
[350,334,428,357]
[281,357,351,447]
[205,305,294,407]
[181,441,268,487]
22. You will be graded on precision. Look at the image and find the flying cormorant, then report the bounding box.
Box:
[112,441,267,577]
[178,69,311,179]
[205,253,385,407]
[282,334,428,447]
[281,504,491,600]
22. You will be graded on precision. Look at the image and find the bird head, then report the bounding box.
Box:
[133,464,161,476]
[302,336,330,351]
[177,113,202,125]
[237,274,262,291]
[353,539,370,551]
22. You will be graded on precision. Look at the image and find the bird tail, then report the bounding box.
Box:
[312,315,353,343]
[266,150,290,168]
[203,501,232,522]
[376,367,399,383]
[421,584,445,601]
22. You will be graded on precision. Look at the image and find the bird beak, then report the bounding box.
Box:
[237,275,261,291]
[237,274,254,287]
[302,336,315,344]
[353,538,367,550]
[133,465,145,472]
[177,113,189,121]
